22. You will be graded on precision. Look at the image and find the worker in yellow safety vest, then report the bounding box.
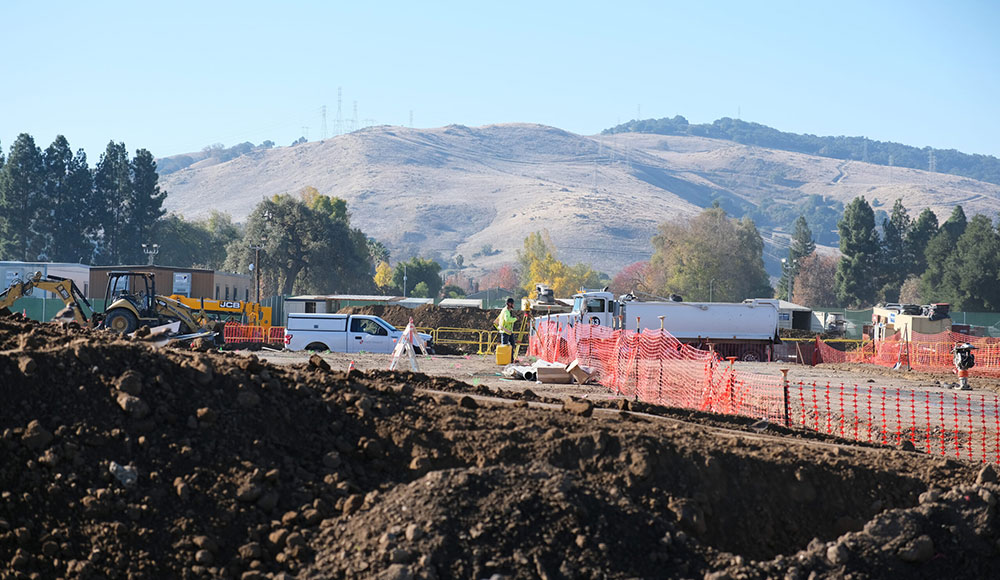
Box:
[494,297,517,347]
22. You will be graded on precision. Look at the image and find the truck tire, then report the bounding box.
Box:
[740,350,760,362]
[305,342,328,352]
[105,309,139,334]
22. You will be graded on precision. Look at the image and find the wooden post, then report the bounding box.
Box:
[658,315,664,331]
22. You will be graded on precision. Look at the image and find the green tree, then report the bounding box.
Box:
[153,211,240,269]
[952,215,1000,310]
[224,194,374,296]
[834,196,880,307]
[392,257,443,297]
[38,136,95,262]
[0,134,45,260]
[777,216,815,300]
[129,148,167,258]
[878,199,912,301]
[93,141,132,264]
[649,207,771,302]
[411,281,430,298]
[441,284,466,299]
[905,208,938,277]
[920,206,967,303]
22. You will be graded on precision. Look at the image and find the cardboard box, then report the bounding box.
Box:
[535,365,571,384]
[566,360,593,384]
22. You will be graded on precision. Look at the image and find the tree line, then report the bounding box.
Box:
[0,134,164,265]
[605,116,1000,187]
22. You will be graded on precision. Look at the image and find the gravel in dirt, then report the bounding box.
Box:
[2,315,1000,579]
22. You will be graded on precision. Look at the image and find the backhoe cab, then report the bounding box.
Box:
[100,271,214,337]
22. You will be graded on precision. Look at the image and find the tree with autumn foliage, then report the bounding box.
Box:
[609,261,650,295]
[516,231,602,297]
[478,264,518,292]
[648,206,772,302]
[373,261,393,290]
[790,252,840,308]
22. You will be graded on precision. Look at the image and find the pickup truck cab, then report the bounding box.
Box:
[284,313,432,354]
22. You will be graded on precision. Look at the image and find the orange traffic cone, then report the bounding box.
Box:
[348,361,356,372]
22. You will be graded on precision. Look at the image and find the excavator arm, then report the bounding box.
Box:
[0,272,93,325]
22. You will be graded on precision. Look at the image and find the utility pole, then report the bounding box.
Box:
[249,243,263,302]
[141,243,159,266]
[403,263,408,297]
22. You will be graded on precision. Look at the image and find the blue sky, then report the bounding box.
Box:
[2,0,998,161]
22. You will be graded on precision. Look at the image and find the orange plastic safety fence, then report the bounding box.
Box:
[787,382,1000,464]
[223,322,286,344]
[531,323,788,424]
[816,331,1000,377]
[532,323,1000,463]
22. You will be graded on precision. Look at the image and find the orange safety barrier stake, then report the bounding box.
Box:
[981,394,988,463]
[967,394,975,461]
[939,392,947,457]
[953,393,961,459]
[924,390,932,454]
[780,369,790,427]
[895,388,902,447]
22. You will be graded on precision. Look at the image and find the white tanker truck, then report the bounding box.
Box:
[534,289,781,361]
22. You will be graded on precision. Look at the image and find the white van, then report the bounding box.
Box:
[283,313,433,354]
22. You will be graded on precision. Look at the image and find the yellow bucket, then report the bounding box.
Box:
[495,344,512,365]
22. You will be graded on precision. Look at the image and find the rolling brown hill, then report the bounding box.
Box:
[159,123,1000,277]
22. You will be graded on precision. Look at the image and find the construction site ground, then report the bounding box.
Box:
[3,314,1000,579]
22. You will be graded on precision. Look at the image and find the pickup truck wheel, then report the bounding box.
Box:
[741,351,760,362]
[105,309,139,334]
[305,342,328,352]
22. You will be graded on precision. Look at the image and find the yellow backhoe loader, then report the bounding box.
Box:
[98,271,220,337]
[0,272,93,325]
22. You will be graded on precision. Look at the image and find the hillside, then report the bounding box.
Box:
[159,124,1000,277]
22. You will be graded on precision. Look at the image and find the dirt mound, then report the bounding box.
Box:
[339,304,501,331]
[2,315,998,579]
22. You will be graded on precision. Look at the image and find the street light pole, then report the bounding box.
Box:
[403,263,408,297]
[249,243,263,302]
[141,243,159,266]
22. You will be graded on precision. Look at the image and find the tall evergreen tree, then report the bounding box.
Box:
[0,134,45,261]
[952,215,1000,311]
[39,136,95,262]
[834,196,880,307]
[129,148,167,259]
[905,208,938,277]
[879,199,912,301]
[920,206,967,303]
[777,215,815,300]
[93,142,132,264]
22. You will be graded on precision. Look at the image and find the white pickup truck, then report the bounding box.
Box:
[284,313,433,354]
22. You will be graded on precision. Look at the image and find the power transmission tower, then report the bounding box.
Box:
[928,150,936,173]
[336,87,343,136]
[321,105,327,139]
[352,101,358,133]
[409,110,414,128]
[301,126,309,141]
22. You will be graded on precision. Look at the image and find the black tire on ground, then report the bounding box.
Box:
[305,342,328,352]
[105,309,139,334]
[741,350,760,362]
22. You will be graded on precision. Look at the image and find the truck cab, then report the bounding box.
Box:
[284,313,432,354]
[574,291,616,327]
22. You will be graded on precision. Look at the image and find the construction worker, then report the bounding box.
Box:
[495,297,517,347]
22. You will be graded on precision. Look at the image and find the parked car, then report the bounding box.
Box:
[284,313,432,354]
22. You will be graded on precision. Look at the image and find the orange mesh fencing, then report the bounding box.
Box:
[533,323,1000,463]
[531,322,788,424]
[223,322,285,344]
[816,331,1000,377]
